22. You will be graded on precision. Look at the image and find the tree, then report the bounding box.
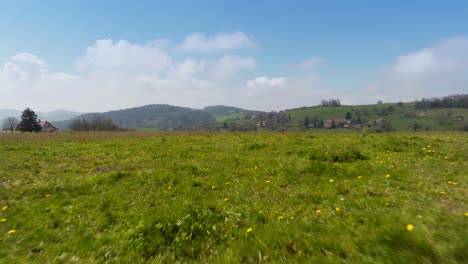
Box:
[303,117,310,128]
[17,108,41,132]
[412,121,422,131]
[377,100,383,105]
[356,116,362,124]
[2,117,19,133]
[345,112,353,120]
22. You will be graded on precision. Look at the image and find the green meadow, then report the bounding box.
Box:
[0,132,466,263]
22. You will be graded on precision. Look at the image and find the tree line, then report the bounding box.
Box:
[414,94,468,109]
[69,117,121,131]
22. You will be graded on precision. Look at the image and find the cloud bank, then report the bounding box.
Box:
[1,34,467,112]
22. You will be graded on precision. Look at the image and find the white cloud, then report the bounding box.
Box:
[177,32,254,53]
[295,57,321,70]
[75,39,172,74]
[212,55,256,79]
[246,76,287,97]
[169,58,206,79]
[11,53,46,67]
[238,74,326,110]
[373,37,468,102]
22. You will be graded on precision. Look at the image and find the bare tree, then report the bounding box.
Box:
[2,117,19,133]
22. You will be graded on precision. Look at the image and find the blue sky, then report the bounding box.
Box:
[1,1,468,112]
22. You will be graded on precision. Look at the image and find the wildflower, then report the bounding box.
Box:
[167,186,172,190]
[1,206,7,211]
[447,181,453,184]
[224,198,228,202]
[277,216,284,220]
[315,209,321,214]
[290,216,295,220]
[246,227,253,233]
[329,179,334,183]
[45,194,51,198]
[440,191,446,195]
[464,212,468,217]
[0,218,6,222]
[385,174,391,178]
[357,176,363,179]
[335,208,341,211]
[8,229,16,234]
[406,224,414,232]
[265,180,270,183]
[211,186,216,190]
[444,156,449,159]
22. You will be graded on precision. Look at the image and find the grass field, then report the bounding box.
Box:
[0,131,466,263]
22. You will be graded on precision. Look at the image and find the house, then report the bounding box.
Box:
[455,115,464,121]
[39,121,60,132]
[323,119,349,129]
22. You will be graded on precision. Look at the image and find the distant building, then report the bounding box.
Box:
[39,121,60,132]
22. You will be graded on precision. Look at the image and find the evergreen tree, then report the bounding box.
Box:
[303,117,310,128]
[345,112,353,120]
[17,108,41,132]
[357,116,362,124]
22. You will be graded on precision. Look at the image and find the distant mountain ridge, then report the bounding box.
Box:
[0,109,82,122]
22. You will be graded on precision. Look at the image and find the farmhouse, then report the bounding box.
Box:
[39,121,60,132]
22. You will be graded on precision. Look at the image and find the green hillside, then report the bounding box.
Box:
[203,105,263,122]
[221,102,468,132]
[286,103,468,131]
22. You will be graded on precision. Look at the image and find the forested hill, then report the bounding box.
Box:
[73,104,216,130]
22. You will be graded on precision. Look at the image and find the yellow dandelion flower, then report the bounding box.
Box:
[315,209,321,214]
[224,198,228,202]
[447,181,453,184]
[406,224,414,232]
[211,186,216,189]
[0,218,6,222]
[265,180,270,183]
[167,186,172,190]
[452,182,458,185]
[45,194,51,198]
[464,212,468,217]
[290,216,295,220]
[335,208,341,211]
[444,156,449,159]
[277,216,284,220]
[329,179,334,183]
[385,174,391,178]
[246,227,253,233]
[1,206,8,211]
[8,229,16,234]
[357,176,363,179]
[440,191,446,195]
